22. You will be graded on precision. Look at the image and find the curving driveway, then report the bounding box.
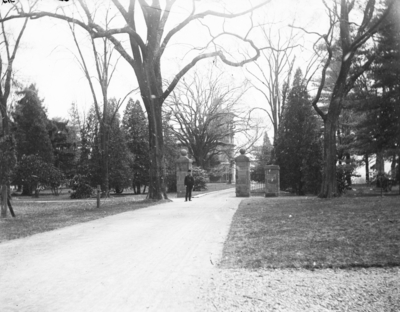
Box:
[0,189,241,312]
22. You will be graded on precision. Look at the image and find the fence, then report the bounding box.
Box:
[250,161,265,195]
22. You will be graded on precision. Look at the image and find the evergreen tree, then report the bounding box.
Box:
[373,0,400,170]
[163,112,179,192]
[122,99,150,194]
[12,85,55,195]
[75,106,99,186]
[108,113,134,193]
[48,118,77,179]
[259,132,273,165]
[251,132,273,182]
[12,84,54,164]
[351,0,400,182]
[74,103,134,193]
[275,68,323,195]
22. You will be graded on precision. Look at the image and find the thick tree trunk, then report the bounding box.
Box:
[137,55,168,200]
[194,151,206,169]
[145,97,167,200]
[1,103,8,217]
[365,154,370,183]
[319,118,338,198]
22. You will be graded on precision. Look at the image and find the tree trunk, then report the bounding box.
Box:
[391,153,396,179]
[22,183,31,196]
[194,153,205,169]
[1,185,7,218]
[398,150,400,194]
[319,118,338,198]
[365,154,370,183]
[376,151,385,174]
[1,103,8,217]
[345,152,352,187]
[144,97,167,200]
[100,123,110,197]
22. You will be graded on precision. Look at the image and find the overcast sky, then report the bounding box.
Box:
[1,0,327,136]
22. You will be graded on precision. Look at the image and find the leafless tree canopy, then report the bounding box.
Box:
[166,70,262,168]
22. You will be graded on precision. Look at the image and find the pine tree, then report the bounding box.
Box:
[275,68,323,195]
[108,113,134,193]
[122,99,150,194]
[75,106,99,186]
[251,132,273,182]
[12,85,55,195]
[351,0,400,182]
[13,84,54,164]
[48,118,77,179]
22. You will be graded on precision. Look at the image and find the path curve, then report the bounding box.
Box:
[0,188,241,312]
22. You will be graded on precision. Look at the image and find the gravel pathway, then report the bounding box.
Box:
[0,189,240,312]
[200,267,399,311]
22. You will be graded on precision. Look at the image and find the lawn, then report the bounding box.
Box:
[0,183,234,243]
[221,195,400,269]
[0,197,166,243]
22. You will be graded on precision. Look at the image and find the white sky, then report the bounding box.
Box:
[1,0,327,137]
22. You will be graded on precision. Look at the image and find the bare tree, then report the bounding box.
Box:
[68,18,133,197]
[292,0,393,198]
[246,25,298,146]
[166,70,262,169]
[0,5,31,218]
[0,0,271,199]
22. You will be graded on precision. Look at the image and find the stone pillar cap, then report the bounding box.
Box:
[176,149,192,163]
[235,149,250,162]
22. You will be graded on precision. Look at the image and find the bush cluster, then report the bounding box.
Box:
[192,166,208,191]
[70,175,93,199]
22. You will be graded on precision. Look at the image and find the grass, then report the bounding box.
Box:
[342,183,400,197]
[221,195,400,270]
[0,183,234,243]
[0,197,166,243]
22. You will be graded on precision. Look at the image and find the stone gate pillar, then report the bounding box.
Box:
[176,149,192,198]
[265,165,280,197]
[234,149,250,197]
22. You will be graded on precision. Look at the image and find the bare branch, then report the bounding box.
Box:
[68,22,101,121]
[157,0,271,61]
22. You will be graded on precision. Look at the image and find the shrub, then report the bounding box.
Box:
[70,175,93,199]
[192,166,208,191]
[13,154,65,196]
[208,167,223,182]
[46,166,65,195]
[0,135,16,185]
[336,162,357,195]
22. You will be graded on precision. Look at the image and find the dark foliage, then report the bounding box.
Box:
[70,174,93,199]
[14,154,65,196]
[275,69,323,195]
[48,119,77,179]
[122,99,150,193]
[12,85,54,164]
[192,166,208,191]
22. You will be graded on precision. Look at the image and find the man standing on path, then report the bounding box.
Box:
[184,169,194,201]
